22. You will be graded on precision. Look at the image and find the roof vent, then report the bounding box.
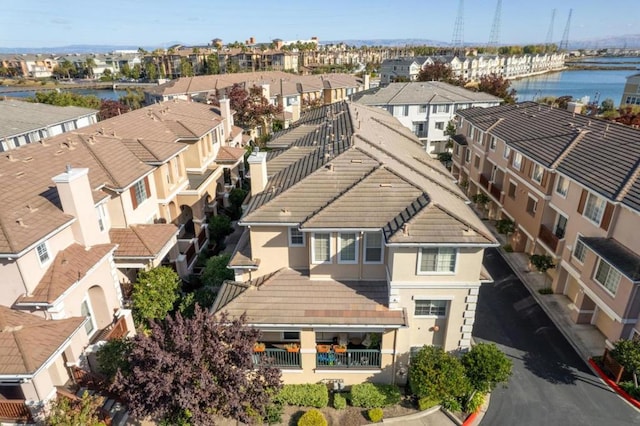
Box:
[379,183,392,188]
[350,159,362,164]
[402,223,409,236]
[16,218,26,227]
[280,208,290,215]
[326,163,334,171]
[6,154,17,162]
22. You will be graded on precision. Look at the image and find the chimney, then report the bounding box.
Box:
[52,167,109,247]
[291,100,301,122]
[219,98,233,139]
[261,83,271,103]
[363,74,370,90]
[247,149,268,196]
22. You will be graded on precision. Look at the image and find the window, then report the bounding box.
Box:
[81,299,95,335]
[131,178,149,209]
[454,144,460,156]
[503,146,511,160]
[283,331,300,341]
[465,149,471,163]
[312,233,330,263]
[531,164,544,184]
[583,193,606,224]
[526,195,538,216]
[364,232,383,263]
[96,204,108,232]
[508,181,517,198]
[418,248,457,273]
[512,153,523,170]
[435,122,445,130]
[554,214,568,239]
[556,176,569,197]
[489,136,497,150]
[414,300,448,316]
[594,259,622,295]
[36,242,50,265]
[403,105,409,116]
[433,104,450,113]
[289,228,305,247]
[573,237,587,263]
[419,105,427,113]
[474,155,480,169]
[339,233,358,263]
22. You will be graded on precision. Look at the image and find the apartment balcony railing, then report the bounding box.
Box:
[0,400,31,422]
[197,226,207,247]
[479,174,490,190]
[252,349,301,368]
[538,224,560,252]
[316,349,381,369]
[489,184,502,201]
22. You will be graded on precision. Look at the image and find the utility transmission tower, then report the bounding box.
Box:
[545,9,556,52]
[487,0,502,51]
[559,9,572,51]
[451,0,464,56]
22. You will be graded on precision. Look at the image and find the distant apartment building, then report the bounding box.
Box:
[0,100,98,151]
[621,73,640,107]
[379,58,423,84]
[352,82,501,155]
[450,102,640,351]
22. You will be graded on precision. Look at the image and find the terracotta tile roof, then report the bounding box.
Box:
[213,269,406,327]
[351,81,501,105]
[120,137,187,163]
[16,243,116,305]
[228,228,259,268]
[109,224,178,259]
[0,306,85,375]
[216,146,246,163]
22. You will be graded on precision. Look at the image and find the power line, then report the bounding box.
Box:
[559,9,572,51]
[487,0,502,49]
[545,9,556,52]
[451,0,464,56]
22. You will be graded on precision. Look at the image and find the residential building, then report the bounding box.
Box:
[0,99,245,421]
[621,73,640,107]
[351,82,501,155]
[0,100,98,151]
[379,58,423,84]
[212,101,497,386]
[451,102,640,350]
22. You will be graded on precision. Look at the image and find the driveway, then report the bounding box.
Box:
[475,248,640,426]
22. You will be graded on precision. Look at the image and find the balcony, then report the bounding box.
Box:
[0,400,31,423]
[317,349,381,369]
[479,173,490,190]
[538,224,560,252]
[489,183,502,201]
[253,348,301,368]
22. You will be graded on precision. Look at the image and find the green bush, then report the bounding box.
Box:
[503,244,513,252]
[264,402,283,425]
[96,337,132,381]
[465,392,485,413]
[461,343,512,393]
[333,393,347,410]
[297,409,327,426]
[538,287,553,295]
[418,397,439,411]
[368,407,384,423]
[409,346,471,402]
[440,396,462,412]
[619,382,640,399]
[274,384,329,408]
[350,383,401,408]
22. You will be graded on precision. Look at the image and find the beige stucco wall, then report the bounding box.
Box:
[250,226,309,275]
[388,247,483,283]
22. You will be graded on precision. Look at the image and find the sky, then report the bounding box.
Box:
[1,0,638,49]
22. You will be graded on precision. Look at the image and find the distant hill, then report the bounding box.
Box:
[0,43,178,54]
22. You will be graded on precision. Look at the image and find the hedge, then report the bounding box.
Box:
[274,384,329,408]
[298,409,327,426]
[349,383,401,408]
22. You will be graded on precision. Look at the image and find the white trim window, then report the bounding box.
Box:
[133,179,148,206]
[414,299,448,316]
[489,136,497,151]
[465,149,471,163]
[526,195,538,216]
[503,146,511,160]
[96,204,108,232]
[531,164,544,184]
[81,299,96,336]
[288,228,305,247]
[556,176,569,197]
[364,232,383,263]
[418,248,457,274]
[583,193,606,225]
[36,242,50,265]
[573,237,587,263]
[594,258,622,295]
[312,233,331,264]
[512,152,523,171]
[338,233,358,264]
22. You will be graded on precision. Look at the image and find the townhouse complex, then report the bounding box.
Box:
[0,99,246,421]
[211,101,498,385]
[621,73,640,107]
[380,53,566,84]
[451,102,640,349]
[352,82,501,155]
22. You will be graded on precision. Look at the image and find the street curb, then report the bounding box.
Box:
[589,359,640,410]
[381,405,441,424]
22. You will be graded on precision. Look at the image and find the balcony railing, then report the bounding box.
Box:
[316,349,381,369]
[0,400,31,422]
[538,224,560,252]
[197,227,207,247]
[253,349,301,368]
[489,184,502,200]
[479,174,490,190]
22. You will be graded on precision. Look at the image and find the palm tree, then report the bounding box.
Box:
[84,57,96,79]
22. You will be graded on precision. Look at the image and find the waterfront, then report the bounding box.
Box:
[512,57,640,106]
[0,87,129,101]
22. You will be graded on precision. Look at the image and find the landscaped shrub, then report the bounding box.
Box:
[465,391,486,413]
[350,383,401,408]
[418,396,439,411]
[538,287,553,295]
[274,384,329,408]
[333,392,347,409]
[619,382,640,399]
[440,396,462,412]
[461,343,512,393]
[264,402,284,425]
[503,244,513,252]
[297,409,327,426]
[409,346,471,403]
[368,407,384,423]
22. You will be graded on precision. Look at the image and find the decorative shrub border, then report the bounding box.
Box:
[589,358,640,410]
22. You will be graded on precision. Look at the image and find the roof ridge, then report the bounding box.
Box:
[615,156,640,202]
[77,134,122,188]
[432,203,495,243]
[130,225,155,256]
[383,194,431,240]
[12,329,34,373]
[550,129,591,168]
[370,116,423,147]
[133,138,161,162]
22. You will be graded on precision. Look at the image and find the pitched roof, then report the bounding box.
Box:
[17,243,116,305]
[213,269,406,327]
[580,237,640,282]
[0,306,85,375]
[216,146,246,163]
[109,224,178,259]
[352,82,502,105]
[0,100,97,139]
[457,102,640,211]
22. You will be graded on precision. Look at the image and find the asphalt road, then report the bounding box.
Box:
[475,248,640,426]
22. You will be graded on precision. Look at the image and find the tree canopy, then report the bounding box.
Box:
[612,339,640,388]
[409,345,471,403]
[132,266,180,325]
[224,83,283,130]
[461,343,512,392]
[201,253,234,288]
[112,308,282,425]
[47,391,106,426]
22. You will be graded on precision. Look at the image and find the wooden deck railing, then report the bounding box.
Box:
[538,224,559,252]
[0,399,31,421]
[104,316,128,341]
[490,184,502,201]
[197,227,207,247]
[479,174,490,190]
[185,242,196,266]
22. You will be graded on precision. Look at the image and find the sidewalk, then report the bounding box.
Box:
[485,221,606,361]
